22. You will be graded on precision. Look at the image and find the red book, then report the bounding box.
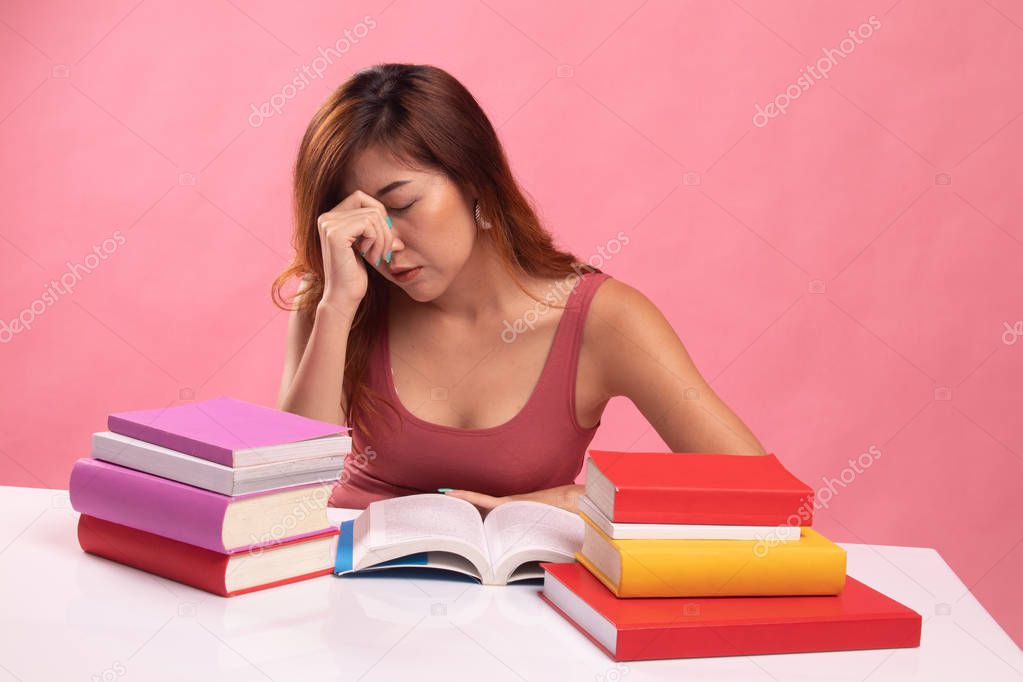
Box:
[539,562,921,661]
[585,450,814,525]
[77,514,339,597]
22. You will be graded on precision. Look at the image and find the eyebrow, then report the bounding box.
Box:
[375,179,413,198]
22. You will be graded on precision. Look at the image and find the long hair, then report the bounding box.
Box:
[271,63,600,442]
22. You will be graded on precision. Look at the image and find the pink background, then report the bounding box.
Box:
[1,0,1021,648]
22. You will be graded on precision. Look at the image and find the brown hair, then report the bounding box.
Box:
[271,63,600,441]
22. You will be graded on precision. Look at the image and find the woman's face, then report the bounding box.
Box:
[341,145,477,301]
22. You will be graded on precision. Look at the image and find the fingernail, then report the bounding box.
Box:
[385,250,391,263]
[437,488,453,493]
[386,216,392,229]
[375,254,381,267]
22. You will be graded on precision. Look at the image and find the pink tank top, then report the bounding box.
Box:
[327,271,612,509]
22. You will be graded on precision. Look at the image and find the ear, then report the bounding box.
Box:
[458,180,480,208]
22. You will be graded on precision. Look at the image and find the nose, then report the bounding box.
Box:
[381,231,405,267]
[387,233,404,256]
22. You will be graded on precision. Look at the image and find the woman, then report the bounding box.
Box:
[273,63,766,516]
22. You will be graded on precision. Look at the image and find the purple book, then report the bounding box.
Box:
[69,458,336,554]
[107,396,350,467]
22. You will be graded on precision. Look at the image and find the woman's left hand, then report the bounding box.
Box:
[441,484,583,517]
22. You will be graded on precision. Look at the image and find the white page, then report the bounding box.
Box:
[483,501,584,566]
[367,493,487,556]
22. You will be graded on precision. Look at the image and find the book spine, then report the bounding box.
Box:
[613,542,846,597]
[77,514,231,596]
[615,614,922,660]
[612,486,813,526]
[69,458,231,552]
[107,414,235,466]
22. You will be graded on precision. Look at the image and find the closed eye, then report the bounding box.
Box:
[389,200,417,214]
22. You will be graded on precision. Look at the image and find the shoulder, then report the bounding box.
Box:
[587,274,664,329]
[582,275,686,396]
[532,271,656,327]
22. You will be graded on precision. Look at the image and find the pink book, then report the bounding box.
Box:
[107,396,350,467]
[68,458,336,554]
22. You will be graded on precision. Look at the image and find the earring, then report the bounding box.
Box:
[474,199,492,230]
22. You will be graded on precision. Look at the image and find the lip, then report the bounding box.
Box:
[389,265,423,283]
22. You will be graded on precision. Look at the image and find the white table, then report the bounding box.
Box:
[0,486,1020,681]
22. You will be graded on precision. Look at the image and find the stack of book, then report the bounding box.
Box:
[540,450,923,661]
[69,396,352,596]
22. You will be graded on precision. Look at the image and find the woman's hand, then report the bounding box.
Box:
[441,484,584,518]
[316,190,395,311]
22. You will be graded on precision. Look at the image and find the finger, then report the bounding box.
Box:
[350,210,382,264]
[317,217,332,280]
[443,490,501,509]
[323,209,379,266]
[374,208,393,268]
[332,188,386,215]
[350,207,390,269]
[334,192,392,266]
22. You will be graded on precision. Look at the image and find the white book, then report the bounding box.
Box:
[91,431,345,496]
[334,493,584,585]
[577,494,801,541]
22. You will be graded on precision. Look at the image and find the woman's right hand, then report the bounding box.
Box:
[316,190,395,311]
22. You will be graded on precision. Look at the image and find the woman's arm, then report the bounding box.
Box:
[587,279,767,456]
[277,277,357,426]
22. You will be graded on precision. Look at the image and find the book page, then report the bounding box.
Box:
[483,501,584,566]
[367,493,487,556]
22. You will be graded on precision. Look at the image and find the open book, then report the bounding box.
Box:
[333,493,585,585]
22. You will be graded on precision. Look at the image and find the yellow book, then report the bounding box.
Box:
[576,512,846,598]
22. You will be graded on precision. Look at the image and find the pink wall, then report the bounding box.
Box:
[1,0,1020,647]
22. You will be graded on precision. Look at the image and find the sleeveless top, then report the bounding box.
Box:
[327,271,613,509]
